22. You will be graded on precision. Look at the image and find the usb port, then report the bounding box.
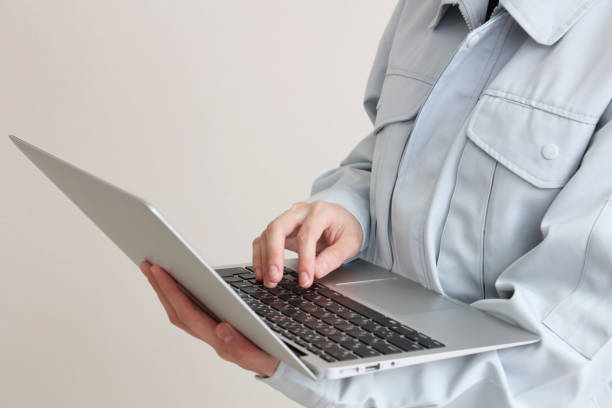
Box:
[364,364,380,372]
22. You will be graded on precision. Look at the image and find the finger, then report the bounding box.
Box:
[214,322,280,377]
[252,237,263,280]
[296,213,329,287]
[140,261,195,336]
[260,233,277,288]
[313,236,357,279]
[151,264,218,343]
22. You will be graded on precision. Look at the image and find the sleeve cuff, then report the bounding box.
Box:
[306,188,370,257]
[254,361,325,407]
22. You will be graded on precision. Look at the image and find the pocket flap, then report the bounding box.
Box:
[374,72,432,133]
[466,94,596,188]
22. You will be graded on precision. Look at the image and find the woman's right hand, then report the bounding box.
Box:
[252,200,363,289]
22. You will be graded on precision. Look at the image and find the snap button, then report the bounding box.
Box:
[466,34,480,48]
[541,144,559,160]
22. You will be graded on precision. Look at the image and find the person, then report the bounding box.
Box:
[139,0,612,406]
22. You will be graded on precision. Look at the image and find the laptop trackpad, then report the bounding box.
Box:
[331,279,460,315]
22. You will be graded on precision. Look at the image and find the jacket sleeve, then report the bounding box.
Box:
[255,97,612,406]
[302,0,405,254]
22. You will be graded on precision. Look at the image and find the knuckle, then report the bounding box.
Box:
[252,236,260,247]
[310,200,327,213]
[266,219,281,234]
[296,228,310,245]
[290,201,306,212]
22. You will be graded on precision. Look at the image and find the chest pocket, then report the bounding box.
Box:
[373,70,433,133]
[466,92,597,189]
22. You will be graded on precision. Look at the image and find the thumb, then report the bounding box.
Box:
[313,238,358,279]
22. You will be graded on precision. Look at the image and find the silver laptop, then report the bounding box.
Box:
[10,135,539,381]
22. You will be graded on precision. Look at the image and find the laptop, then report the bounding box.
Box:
[9,135,539,380]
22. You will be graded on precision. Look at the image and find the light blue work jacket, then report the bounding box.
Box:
[258,0,612,406]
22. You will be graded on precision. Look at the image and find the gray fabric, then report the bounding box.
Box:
[258,0,612,406]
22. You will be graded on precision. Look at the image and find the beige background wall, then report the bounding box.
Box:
[0,1,396,407]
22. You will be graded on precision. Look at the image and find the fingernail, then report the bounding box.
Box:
[268,265,280,281]
[217,324,233,343]
[299,272,309,286]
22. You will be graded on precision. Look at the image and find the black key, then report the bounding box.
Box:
[307,345,320,354]
[245,266,255,272]
[373,327,394,339]
[323,316,346,326]
[352,345,381,358]
[260,296,280,305]
[223,276,242,283]
[312,339,337,350]
[391,325,418,337]
[387,334,423,352]
[284,266,297,275]
[302,333,326,343]
[241,286,260,294]
[250,289,269,299]
[272,303,292,312]
[305,321,329,330]
[316,327,341,337]
[267,287,292,296]
[279,281,299,289]
[293,327,314,338]
[360,321,379,332]
[334,296,383,319]
[282,306,300,317]
[299,302,319,313]
[318,289,341,298]
[336,310,360,320]
[279,294,301,302]
[286,323,302,333]
[239,272,255,279]
[357,333,379,345]
[254,306,270,317]
[329,333,353,344]
[291,287,310,295]
[315,299,335,308]
[325,304,347,314]
[348,316,370,326]
[418,338,445,349]
[292,311,313,323]
[311,310,334,319]
[344,327,369,339]
[371,340,402,355]
[311,282,326,291]
[320,354,336,363]
[335,322,357,332]
[325,347,358,361]
[230,280,252,288]
[266,314,285,324]
[304,294,326,302]
[277,319,294,329]
[372,316,402,327]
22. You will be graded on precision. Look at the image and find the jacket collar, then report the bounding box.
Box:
[430,0,599,45]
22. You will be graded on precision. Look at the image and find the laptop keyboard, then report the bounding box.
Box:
[222,266,445,363]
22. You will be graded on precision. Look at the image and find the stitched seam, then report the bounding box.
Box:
[468,132,567,186]
[481,162,498,299]
[552,197,612,312]
[484,89,599,124]
[385,68,436,85]
[542,196,612,356]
